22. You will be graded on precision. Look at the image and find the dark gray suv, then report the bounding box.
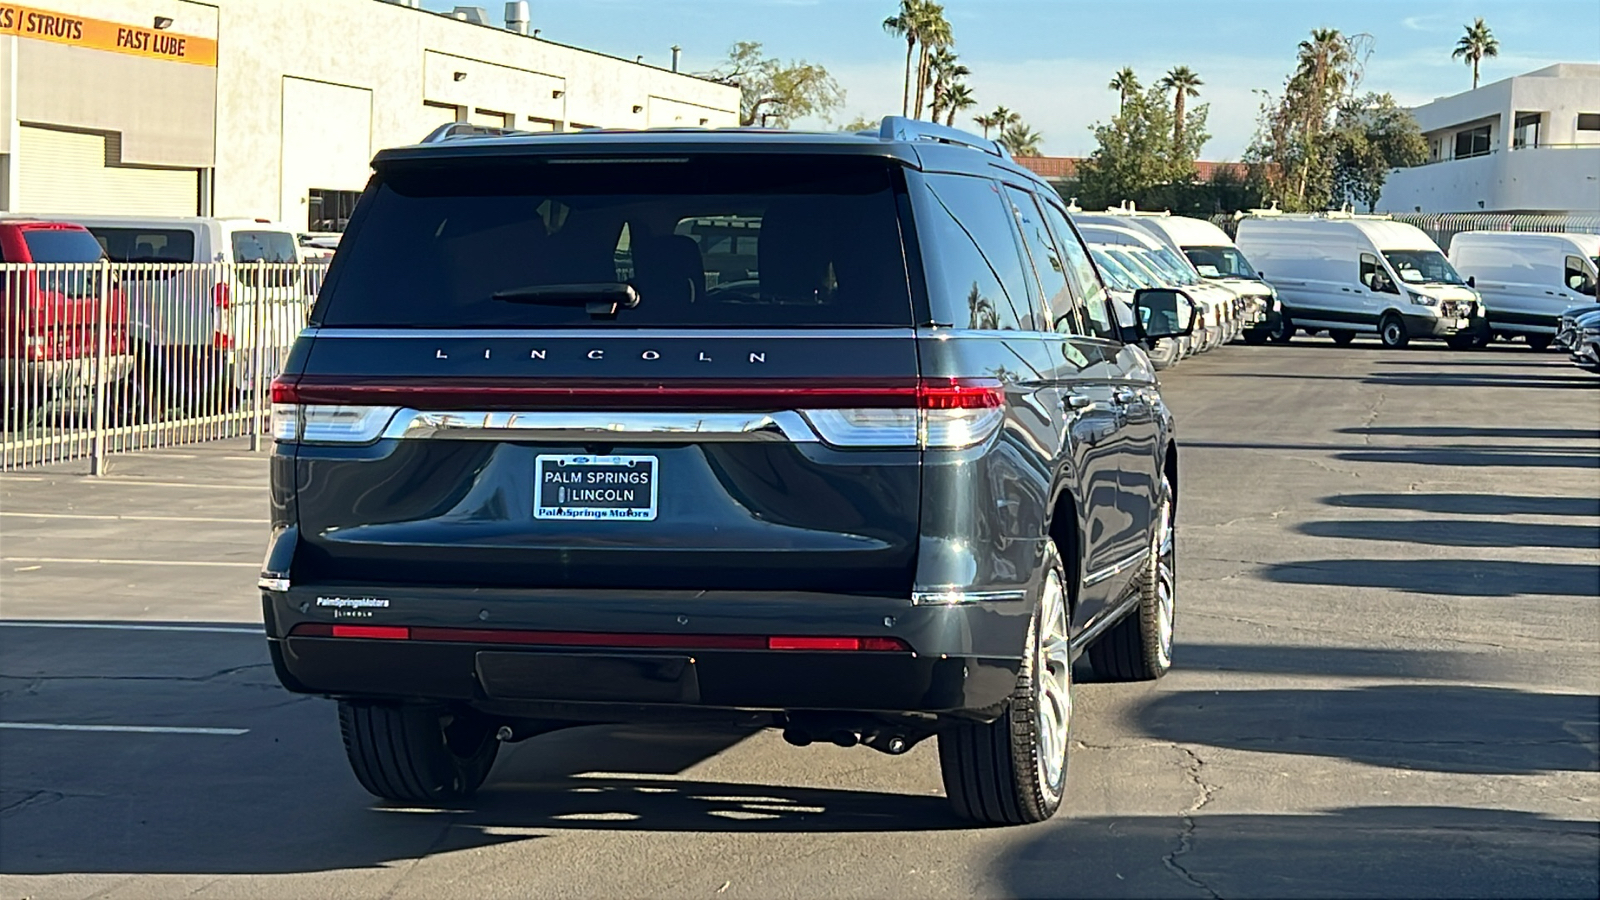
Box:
[262,118,1195,825]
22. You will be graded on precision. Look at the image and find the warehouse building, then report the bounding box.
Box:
[0,0,740,230]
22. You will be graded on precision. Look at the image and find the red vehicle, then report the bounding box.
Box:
[1,220,130,427]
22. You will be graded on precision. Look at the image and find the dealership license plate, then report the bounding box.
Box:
[1455,318,1470,328]
[535,455,658,521]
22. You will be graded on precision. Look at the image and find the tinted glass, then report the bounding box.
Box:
[915,173,1033,330]
[1382,250,1463,285]
[1090,248,1141,292]
[90,227,196,263]
[21,229,104,263]
[1039,202,1116,339]
[1184,245,1258,279]
[232,231,298,263]
[1005,187,1078,334]
[315,156,914,328]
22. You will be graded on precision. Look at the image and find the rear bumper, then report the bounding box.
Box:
[263,586,1029,718]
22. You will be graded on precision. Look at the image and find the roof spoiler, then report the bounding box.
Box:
[873,116,1009,159]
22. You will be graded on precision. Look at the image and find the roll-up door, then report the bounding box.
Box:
[15,126,199,216]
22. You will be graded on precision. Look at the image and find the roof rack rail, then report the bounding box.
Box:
[876,116,1008,159]
[421,122,540,143]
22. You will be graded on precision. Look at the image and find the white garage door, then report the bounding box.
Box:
[281,78,373,232]
[15,126,199,216]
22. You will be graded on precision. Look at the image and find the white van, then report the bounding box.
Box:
[1074,222,1236,350]
[64,216,311,406]
[1448,231,1599,350]
[1078,210,1277,344]
[1235,212,1483,349]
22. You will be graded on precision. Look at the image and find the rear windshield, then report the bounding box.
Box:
[21,229,105,263]
[313,155,914,328]
[89,227,197,263]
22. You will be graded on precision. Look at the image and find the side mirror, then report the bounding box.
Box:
[1133,288,1197,341]
[1466,275,1476,288]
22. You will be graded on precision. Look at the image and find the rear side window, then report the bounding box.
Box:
[1566,255,1598,296]
[232,230,298,263]
[90,228,196,263]
[1040,203,1117,339]
[314,156,914,328]
[914,173,1034,330]
[20,229,104,263]
[1005,187,1079,335]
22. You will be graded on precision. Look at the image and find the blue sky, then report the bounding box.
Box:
[425,0,1600,159]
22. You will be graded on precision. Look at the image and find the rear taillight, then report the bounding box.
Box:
[270,376,399,444]
[803,377,1004,449]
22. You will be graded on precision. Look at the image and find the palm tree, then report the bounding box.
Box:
[942,82,976,127]
[1452,17,1500,90]
[998,122,1042,157]
[882,1,921,117]
[1158,66,1203,148]
[982,105,1020,137]
[912,3,952,119]
[972,111,998,138]
[1108,66,1140,113]
[1290,29,1354,205]
[926,47,969,123]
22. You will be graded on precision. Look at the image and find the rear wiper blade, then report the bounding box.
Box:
[492,282,640,316]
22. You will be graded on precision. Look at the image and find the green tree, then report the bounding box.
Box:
[1452,18,1500,90]
[998,121,1043,156]
[927,47,969,125]
[1158,66,1204,148]
[975,105,1019,139]
[1108,67,1141,113]
[882,1,920,117]
[1246,28,1372,211]
[1076,85,1210,209]
[704,41,845,127]
[838,113,883,132]
[942,82,976,127]
[1330,92,1428,211]
[912,3,952,119]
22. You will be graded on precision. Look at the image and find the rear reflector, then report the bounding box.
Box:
[290,623,909,652]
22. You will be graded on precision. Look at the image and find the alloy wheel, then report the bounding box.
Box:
[1155,476,1176,666]
[1034,566,1071,792]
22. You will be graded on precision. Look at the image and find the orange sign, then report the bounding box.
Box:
[0,4,217,66]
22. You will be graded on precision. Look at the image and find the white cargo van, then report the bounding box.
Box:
[1448,231,1599,350]
[1074,222,1235,349]
[65,216,310,407]
[1078,210,1278,344]
[1235,213,1483,349]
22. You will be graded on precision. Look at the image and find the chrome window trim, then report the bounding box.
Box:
[381,409,821,443]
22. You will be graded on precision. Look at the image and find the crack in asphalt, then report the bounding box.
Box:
[1,789,65,817]
[1361,393,1387,445]
[1162,744,1221,899]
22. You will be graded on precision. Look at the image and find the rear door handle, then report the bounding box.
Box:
[1062,393,1095,411]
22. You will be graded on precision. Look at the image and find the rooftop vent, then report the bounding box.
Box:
[452,6,489,24]
[505,1,529,34]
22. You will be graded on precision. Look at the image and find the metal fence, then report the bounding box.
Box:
[2,261,326,472]
[1209,211,1600,242]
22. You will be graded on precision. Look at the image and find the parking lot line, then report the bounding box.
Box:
[0,478,261,491]
[0,621,261,634]
[4,557,259,568]
[0,511,269,524]
[0,723,249,736]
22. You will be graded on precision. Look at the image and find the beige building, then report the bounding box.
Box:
[0,0,739,230]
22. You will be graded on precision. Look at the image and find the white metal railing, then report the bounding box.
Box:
[2,261,326,472]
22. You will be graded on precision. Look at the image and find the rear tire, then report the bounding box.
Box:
[1526,333,1554,351]
[1329,329,1356,346]
[939,542,1070,825]
[338,702,499,805]
[1379,314,1410,349]
[1088,474,1176,682]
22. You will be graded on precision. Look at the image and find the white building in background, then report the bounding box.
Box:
[1376,63,1600,215]
[0,0,739,231]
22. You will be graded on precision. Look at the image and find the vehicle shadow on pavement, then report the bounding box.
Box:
[1332,447,1599,468]
[1322,492,1600,518]
[1172,643,1503,681]
[1131,685,1598,775]
[1337,424,1600,441]
[1261,558,1600,596]
[1298,518,1600,549]
[993,805,1600,899]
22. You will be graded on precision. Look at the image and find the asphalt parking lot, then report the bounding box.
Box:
[2,340,1597,899]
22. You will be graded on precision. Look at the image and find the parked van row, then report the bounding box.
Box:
[2,214,315,431]
[1067,210,1276,370]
